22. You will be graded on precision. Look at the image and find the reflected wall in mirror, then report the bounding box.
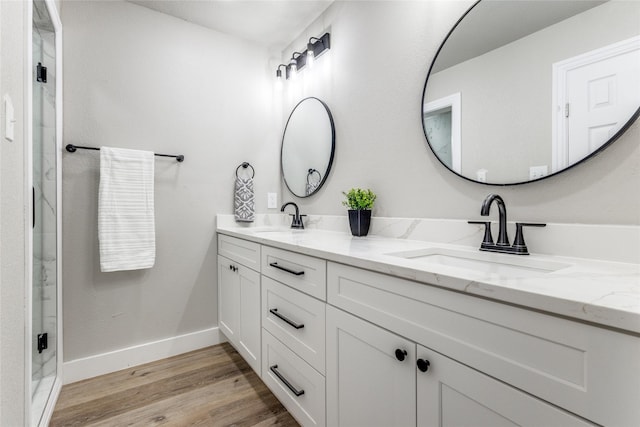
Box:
[282,97,335,197]
[422,0,640,185]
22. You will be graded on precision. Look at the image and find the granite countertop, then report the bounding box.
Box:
[217,223,640,335]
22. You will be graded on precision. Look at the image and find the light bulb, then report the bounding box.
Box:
[307,50,314,68]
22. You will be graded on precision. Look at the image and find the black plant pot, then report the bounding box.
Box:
[348,209,372,236]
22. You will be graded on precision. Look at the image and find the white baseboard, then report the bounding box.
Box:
[63,327,224,384]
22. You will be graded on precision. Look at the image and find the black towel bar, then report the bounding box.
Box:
[65,144,184,162]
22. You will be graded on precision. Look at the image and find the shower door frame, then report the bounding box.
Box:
[26,0,63,425]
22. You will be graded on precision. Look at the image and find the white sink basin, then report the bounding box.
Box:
[386,247,571,278]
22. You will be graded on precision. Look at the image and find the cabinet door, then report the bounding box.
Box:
[237,263,261,375]
[218,255,261,375]
[326,306,416,427]
[218,255,240,344]
[416,345,596,427]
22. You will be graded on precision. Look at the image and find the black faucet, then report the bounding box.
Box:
[469,194,546,255]
[481,194,509,246]
[281,202,305,229]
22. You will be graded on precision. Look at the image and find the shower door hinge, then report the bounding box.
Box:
[37,333,48,354]
[36,62,47,83]
[564,103,570,118]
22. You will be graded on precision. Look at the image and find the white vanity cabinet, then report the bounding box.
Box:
[216,231,640,427]
[217,235,262,375]
[327,261,639,427]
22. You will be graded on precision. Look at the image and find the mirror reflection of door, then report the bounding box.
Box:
[553,35,640,171]
[423,92,461,173]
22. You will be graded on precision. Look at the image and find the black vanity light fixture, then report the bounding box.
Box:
[289,51,304,79]
[276,64,287,81]
[276,32,331,81]
[307,32,331,64]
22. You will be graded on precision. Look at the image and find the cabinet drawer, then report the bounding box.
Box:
[262,330,326,427]
[262,246,326,300]
[218,234,260,271]
[328,262,640,427]
[263,276,326,373]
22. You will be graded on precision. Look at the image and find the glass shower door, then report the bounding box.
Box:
[32,0,57,424]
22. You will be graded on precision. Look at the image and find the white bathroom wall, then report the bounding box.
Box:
[62,1,280,365]
[0,0,29,423]
[279,0,640,225]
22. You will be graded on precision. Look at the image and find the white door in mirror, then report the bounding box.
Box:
[553,35,640,170]
[567,46,640,162]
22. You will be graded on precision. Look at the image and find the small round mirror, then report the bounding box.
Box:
[281,97,335,197]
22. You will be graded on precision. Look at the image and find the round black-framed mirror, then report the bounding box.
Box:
[422,0,640,186]
[281,97,336,197]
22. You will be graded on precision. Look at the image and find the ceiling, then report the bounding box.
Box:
[128,0,334,50]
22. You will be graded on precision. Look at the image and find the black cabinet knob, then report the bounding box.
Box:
[395,349,408,362]
[417,358,430,372]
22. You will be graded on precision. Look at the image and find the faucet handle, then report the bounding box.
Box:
[513,223,546,254]
[288,213,306,229]
[468,221,494,248]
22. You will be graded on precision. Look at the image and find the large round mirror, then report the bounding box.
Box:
[282,97,335,197]
[422,0,640,185]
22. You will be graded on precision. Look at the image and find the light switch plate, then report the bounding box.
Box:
[267,192,278,209]
[4,95,15,142]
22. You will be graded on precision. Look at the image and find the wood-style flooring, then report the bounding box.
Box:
[50,343,299,426]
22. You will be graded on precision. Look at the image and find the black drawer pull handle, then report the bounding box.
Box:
[269,308,305,329]
[269,262,304,276]
[270,364,305,397]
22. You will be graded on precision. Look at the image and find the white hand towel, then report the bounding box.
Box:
[98,146,155,272]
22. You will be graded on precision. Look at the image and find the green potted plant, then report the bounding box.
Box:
[342,188,376,236]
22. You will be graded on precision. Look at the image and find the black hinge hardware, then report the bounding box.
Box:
[37,333,48,354]
[36,62,47,83]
